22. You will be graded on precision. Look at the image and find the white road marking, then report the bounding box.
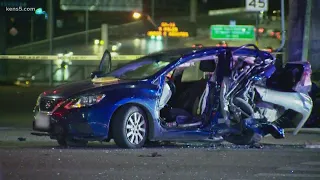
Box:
[277,167,320,172]
[305,144,320,149]
[255,173,320,178]
[301,162,320,166]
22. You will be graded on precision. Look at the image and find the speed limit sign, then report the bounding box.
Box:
[246,0,268,12]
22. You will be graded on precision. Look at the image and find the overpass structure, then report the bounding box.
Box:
[5,8,267,55]
[0,7,288,86]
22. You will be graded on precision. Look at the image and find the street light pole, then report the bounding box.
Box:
[85,2,89,45]
[30,16,34,42]
[151,0,155,20]
[47,0,54,86]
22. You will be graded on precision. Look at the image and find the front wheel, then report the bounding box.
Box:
[111,105,148,148]
[223,129,262,145]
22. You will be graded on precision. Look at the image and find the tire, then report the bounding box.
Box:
[57,138,67,147]
[56,137,88,147]
[111,105,148,148]
[223,129,262,145]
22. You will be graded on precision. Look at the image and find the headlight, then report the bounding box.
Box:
[64,94,106,109]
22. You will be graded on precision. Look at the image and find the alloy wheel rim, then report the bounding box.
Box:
[125,112,146,145]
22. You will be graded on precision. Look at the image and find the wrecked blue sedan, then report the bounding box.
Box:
[32,45,313,148]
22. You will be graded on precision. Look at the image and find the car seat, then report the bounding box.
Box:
[169,59,217,125]
[196,59,217,116]
[159,81,172,109]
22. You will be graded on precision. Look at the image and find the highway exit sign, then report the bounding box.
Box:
[210,25,255,40]
[245,0,268,12]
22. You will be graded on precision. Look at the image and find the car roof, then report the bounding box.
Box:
[142,46,273,62]
[149,47,196,56]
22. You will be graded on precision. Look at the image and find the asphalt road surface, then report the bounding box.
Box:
[0,141,320,180]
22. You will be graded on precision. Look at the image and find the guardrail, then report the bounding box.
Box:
[208,7,246,16]
[0,54,144,85]
[6,21,147,55]
[0,54,143,61]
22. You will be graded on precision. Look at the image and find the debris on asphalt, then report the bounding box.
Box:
[17,137,26,141]
[138,152,162,157]
[250,143,264,149]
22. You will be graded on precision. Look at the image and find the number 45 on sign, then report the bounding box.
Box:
[246,0,268,12]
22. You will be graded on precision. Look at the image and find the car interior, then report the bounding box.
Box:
[159,56,217,128]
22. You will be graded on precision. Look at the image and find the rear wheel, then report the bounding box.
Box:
[111,105,148,148]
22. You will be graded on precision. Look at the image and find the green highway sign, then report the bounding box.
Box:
[210,25,255,40]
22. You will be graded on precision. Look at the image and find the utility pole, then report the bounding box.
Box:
[190,0,197,23]
[190,0,197,36]
[302,0,312,61]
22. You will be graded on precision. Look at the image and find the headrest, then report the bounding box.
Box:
[199,60,216,72]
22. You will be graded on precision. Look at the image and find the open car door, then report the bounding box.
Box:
[91,50,112,78]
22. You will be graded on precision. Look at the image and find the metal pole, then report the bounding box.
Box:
[0,9,6,55]
[151,0,155,20]
[275,0,286,53]
[302,0,312,61]
[47,0,54,86]
[85,5,89,45]
[48,0,53,55]
[30,16,34,42]
[255,12,259,46]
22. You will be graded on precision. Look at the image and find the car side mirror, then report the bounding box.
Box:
[90,70,104,79]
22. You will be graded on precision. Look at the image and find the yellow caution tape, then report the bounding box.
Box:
[0,53,285,61]
[0,55,58,60]
[0,55,144,61]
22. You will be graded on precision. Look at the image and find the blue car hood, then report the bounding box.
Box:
[42,77,135,98]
